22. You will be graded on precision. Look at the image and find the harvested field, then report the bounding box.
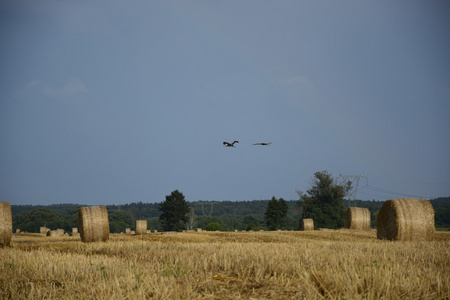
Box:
[1,230,449,299]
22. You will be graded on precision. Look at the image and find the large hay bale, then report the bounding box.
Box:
[57,229,65,236]
[78,206,109,242]
[40,227,50,235]
[302,218,314,231]
[0,202,12,247]
[135,220,147,235]
[47,230,59,237]
[377,198,434,241]
[345,207,371,230]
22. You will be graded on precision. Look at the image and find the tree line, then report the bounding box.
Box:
[11,171,450,233]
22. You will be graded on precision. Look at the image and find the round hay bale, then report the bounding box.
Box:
[0,202,12,247]
[47,230,59,237]
[302,218,314,231]
[135,220,147,235]
[72,227,78,234]
[377,198,435,241]
[78,206,109,242]
[57,229,64,236]
[125,228,131,234]
[40,227,50,235]
[345,207,371,230]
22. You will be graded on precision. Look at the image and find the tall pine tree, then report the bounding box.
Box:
[264,196,289,230]
[159,190,190,231]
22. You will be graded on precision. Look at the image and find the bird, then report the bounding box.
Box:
[253,142,272,146]
[223,141,239,147]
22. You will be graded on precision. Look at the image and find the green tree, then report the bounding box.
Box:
[109,210,135,233]
[241,215,261,231]
[205,222,224,231]
[159,190,190,231]
[148,217,163,232]
[196,215,223,230]
[12,209,64,232]
[264,196,289,230]
[299,171,350,229]
[185,207,197,230]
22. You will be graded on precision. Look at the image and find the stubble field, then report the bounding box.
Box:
[1,230,449,299]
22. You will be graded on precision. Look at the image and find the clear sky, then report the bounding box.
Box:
[1,1,449,205]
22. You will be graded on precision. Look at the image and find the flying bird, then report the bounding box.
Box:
[223,141,239,147]
[253,142,272,146]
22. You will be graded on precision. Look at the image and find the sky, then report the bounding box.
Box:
[1,1,449,206]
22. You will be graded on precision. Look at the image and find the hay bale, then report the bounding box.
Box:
[40,227,50,235]
[0,202,12,247]
[302,218,314,231]
[47,230,59,237]
[377,198,435,241]
[78,206,109,242]
[345,207,371,230]
[57,229,64,236]
[72,227,78,234]
[135,220,147,235]
[125,228,131,234]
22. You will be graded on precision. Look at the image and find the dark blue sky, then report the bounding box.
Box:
[1,1,449,205]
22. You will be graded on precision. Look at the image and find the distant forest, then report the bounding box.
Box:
[11,197,450,233]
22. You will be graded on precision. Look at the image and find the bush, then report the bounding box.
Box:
[205,222,224,231]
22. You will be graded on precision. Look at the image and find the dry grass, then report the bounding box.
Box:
[78,206,109,243]
[135,220,147,235]
[345,207,371,230]
[377,198,435,241]
[2,230,449,299]
[302,218,314,231]
[0,201,12,247]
